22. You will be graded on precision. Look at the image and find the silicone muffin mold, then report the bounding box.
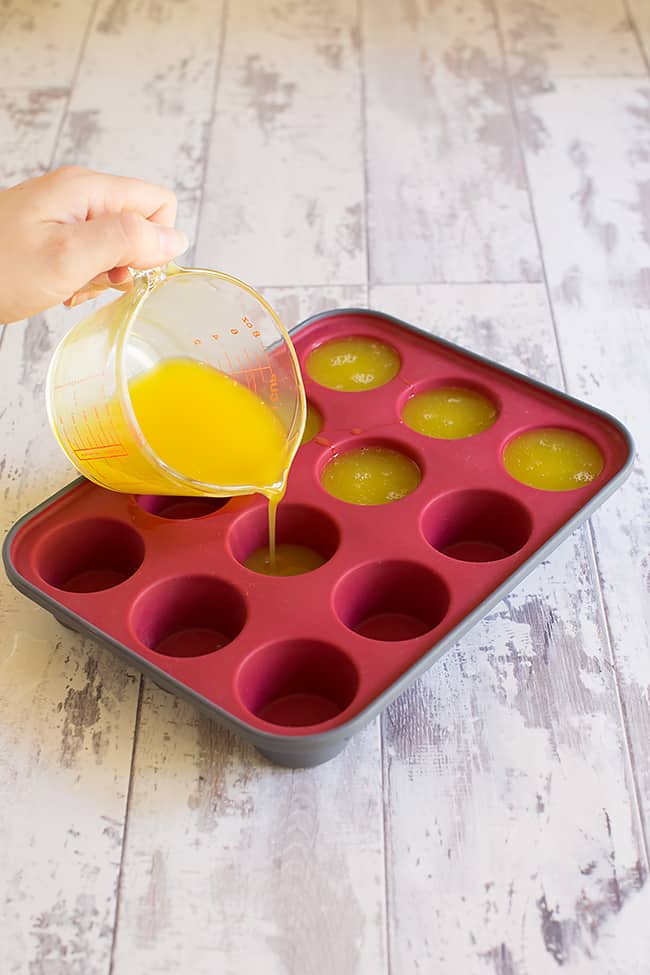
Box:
[3,309,634,766]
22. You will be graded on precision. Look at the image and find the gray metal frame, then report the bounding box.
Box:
[2,309,635,766]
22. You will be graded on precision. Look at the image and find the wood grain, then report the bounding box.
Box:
[370,282,649,974]
[0,0,95,89]
[0,77,138,975]
[2,2,650,972]
[0,88,68,187]
[53,0,224,233]
[108,286,388,974]
[497,0,646,91]
[0,4,225,972]
[363,0,541,284]
[513,78,650,856]
[194,0,366,286]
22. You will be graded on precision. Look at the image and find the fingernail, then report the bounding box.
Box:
[158,226,189,257]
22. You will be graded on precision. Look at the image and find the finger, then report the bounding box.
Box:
[53,210,188,296]
[82,171,178,225]
[81,268,134,292]
[42,166,178,225]
[108,265,132,285]
[64,273,133,307]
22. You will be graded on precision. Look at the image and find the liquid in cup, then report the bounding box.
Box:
[46,263,306,555]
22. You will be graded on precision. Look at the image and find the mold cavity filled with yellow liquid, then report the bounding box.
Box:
[322,445,421,505]
[403,386,497,439]
[306,337,400,391]
[503,427,604,491]
[129,358,296,554]
[300,402,323,445]
[244,543,325,577]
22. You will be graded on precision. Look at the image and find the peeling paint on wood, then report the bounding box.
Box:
[53,0,224,234]
[0,88,68,186]
[110,680,386,974]
[363,0,541,284]
[511,78,650,854]
[194,0,365,286]
[370,282,649,972]
[2,2,650,972]
[0,0,95,88]
[498,0,646,92]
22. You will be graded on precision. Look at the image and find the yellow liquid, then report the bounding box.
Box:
[503,427,603,491]
[322,445,421,505]
[307,337,400,391]
[300,402,323,445]
[244,543,325,576]
[129,358,294,555]
[403,386,497,439]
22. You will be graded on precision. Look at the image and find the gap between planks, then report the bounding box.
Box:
[491,0,650,877]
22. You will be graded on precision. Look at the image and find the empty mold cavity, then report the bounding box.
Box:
[36,518,145,593]
[423,489,532,562]
[230,504,339,576]
[238,640,359,727]
[136,495,229,519]
[321,441,422,505]
[132,576,246,657]
[401,383,498,439]
[306,336,400,391]
[334,561,449,641]
[300,402,323,446]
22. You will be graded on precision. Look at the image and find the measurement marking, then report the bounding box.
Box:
[103,404,124,451]
[74,443,128,461]
[232,364,271,377]
[93,406,111,447]
[54,372,103,390]
[70,413,86,451]
[243,349,257,393]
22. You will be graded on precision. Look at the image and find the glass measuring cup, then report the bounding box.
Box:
[46,263,306,498]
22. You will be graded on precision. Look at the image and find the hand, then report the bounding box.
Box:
[0,166,189,323]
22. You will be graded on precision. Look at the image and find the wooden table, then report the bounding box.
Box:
[1,2,649,972]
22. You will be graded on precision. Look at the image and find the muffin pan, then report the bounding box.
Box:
[3,310,634,766]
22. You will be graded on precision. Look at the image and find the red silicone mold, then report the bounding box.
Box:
[3,310,634,766]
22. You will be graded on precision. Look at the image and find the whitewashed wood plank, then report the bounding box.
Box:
[513,79,650,298]
[370,282,648,974]
[110,285,387,975]
[54,0,224,234]
[627,0,650,67]
[0,90,139,975]
[0,87,68,186]
[557,303,650,855]
[363,0,540,285]
[112,691,385,975]
[497,0,645,90]
[1,4,226,969]
[194,0,365,286]
[514,78,650,848]
[259,283,368,332]
[0,0,94,88]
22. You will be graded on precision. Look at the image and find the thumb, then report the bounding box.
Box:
[57,210,188,290]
